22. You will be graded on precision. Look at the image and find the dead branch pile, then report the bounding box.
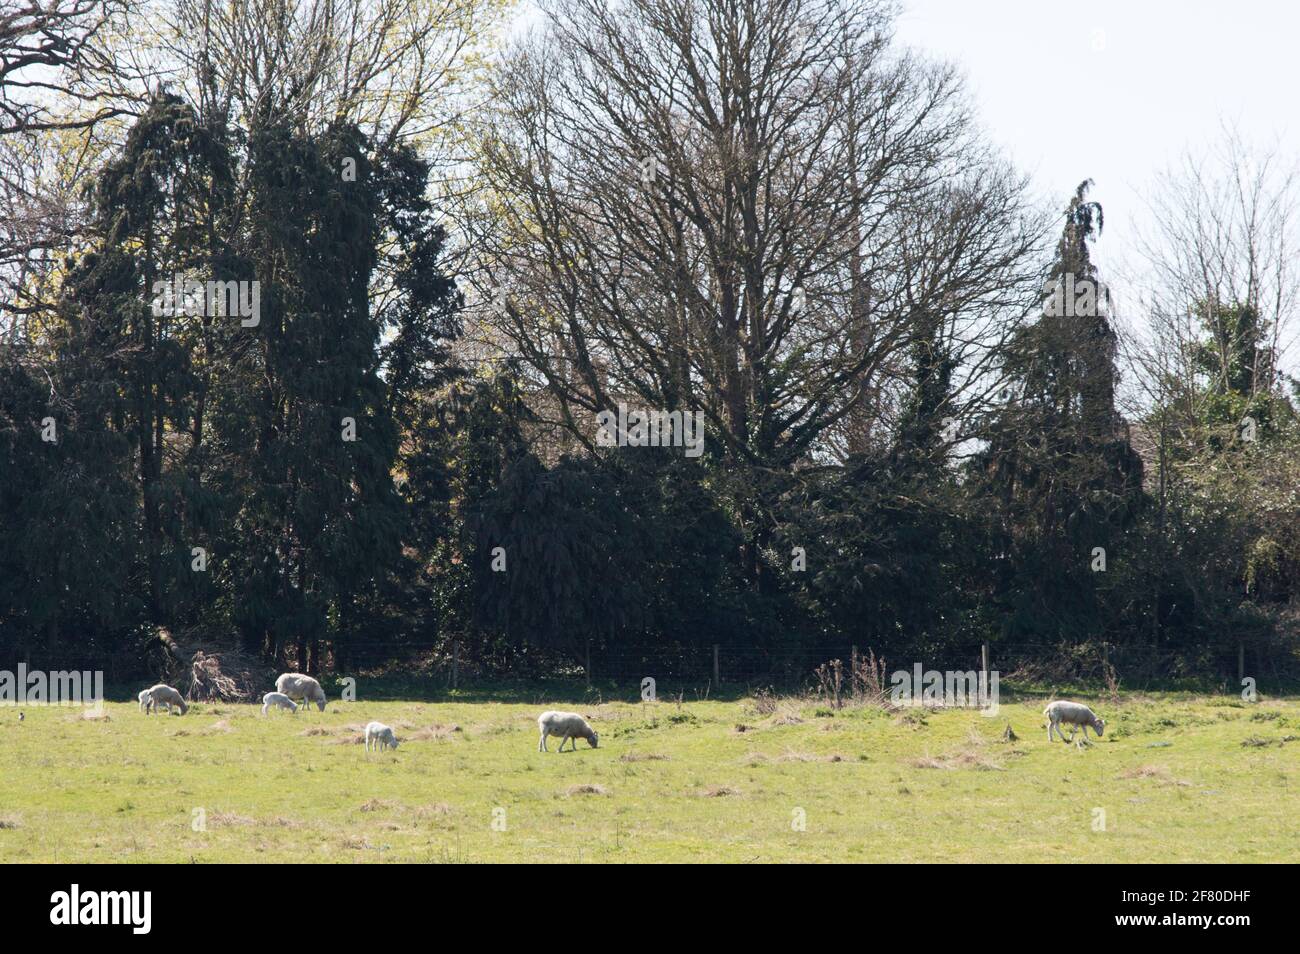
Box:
[187,649,263,702]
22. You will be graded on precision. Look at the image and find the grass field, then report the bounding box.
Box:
[2,688,1297,862]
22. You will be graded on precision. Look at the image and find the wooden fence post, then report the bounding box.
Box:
[451,640,459,690]
[713,644,720,685]
[981,642,989,683]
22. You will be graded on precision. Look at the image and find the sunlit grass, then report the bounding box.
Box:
[1,690,1295,862]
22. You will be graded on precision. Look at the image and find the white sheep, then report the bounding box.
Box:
[261,691,299,715]
[274,672,327,711]
[537,710,598,752]
[137,689,153,712]
[1044,700,1105,744]
[146,684,188,716]
[364,721,399,753]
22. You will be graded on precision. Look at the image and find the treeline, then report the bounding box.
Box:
[1,0,1298,683]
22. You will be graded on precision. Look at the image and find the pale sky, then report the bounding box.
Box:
[892,0,1299,279]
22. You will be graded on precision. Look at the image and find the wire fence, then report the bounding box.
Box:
[545,642,1260,690]
[1,636,1279,696]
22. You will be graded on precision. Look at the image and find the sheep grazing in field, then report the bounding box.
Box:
[274,673,327,712]
[364,721,399,753]
[537,710,598,753]
[1044,700,1105,745]
[146,684,188,716]
[138,689,152,712]
[261,691,299,715]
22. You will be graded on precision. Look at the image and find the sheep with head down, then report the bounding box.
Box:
[274,673,327,712]
[1044,700,1105,745]
[261,691,299,715]
[364,721,399,753]
[146,684,188,715]
[537,710,598,752]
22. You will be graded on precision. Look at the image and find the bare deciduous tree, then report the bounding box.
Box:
[153,0,510,151]
[0,0,131,135]
[1,0,138,341]
[475,0,1044,472]
[1131,126,1300,410]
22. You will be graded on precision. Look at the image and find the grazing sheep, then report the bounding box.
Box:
[537,710,598,753]
[146,684,188,716]
[364,721,399,753]
[138,689,153,712]
[274,673,327,712]
[261,691,299,715]
[1044,700,1105,744]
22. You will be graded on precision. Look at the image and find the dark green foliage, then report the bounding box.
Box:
[971,181,1146,645]
[4,107,1298,685]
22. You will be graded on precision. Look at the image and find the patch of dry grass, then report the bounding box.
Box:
[407,723,461,742]
[565,783,608,796]
[264,816,305,829]
[208,811,255,827]
[767,711,804,727]
[329,729,367,745]
[775,750,849,763]
[697,785,741,797]
[358,798,401,813]
[909,748,1002,771]
[1120,764,1191,786]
